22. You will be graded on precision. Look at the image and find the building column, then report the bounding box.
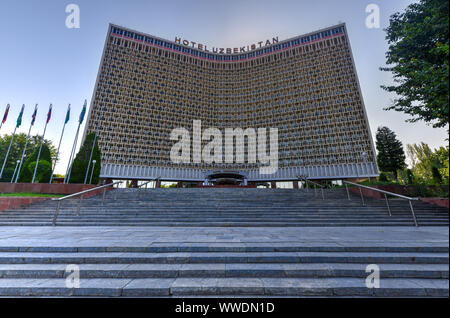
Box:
[155,180,161,188]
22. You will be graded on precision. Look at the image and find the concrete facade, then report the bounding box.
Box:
[84,23,378,182]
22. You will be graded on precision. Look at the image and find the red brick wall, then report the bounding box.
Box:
[0,183,98,195]
[420,198,449,209]
[349,184,449,203]
[0,197,50,212]
[0,183,114,212]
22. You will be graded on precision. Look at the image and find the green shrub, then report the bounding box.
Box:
[26,160,52,183]
[406,169,414,185]
[0,167,15,182]
[378,172,389,182]
[68,133,101,184]
[431,166,443,183]
[18,144,52,182]
[406,183,449,198]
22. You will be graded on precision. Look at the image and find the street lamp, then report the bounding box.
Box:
[11,160,20,183]
[89,160,97,184]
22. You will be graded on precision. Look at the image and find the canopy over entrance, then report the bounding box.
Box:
[204,170,248,186]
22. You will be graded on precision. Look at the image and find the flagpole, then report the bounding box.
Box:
[65,99,87,184]
[0,104,10,131]
[84,131,98,184]
[32,104,51,183]
[65,123,80,184]
[63,125,78,184]
[0,126,17,179]
[0,104,24,179]
[11,160,20,183]
[49,123,66,183]
[63,124,78,184]
[15,104,37,183]
[50,104,70,184]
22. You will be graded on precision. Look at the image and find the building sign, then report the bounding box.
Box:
[175,36,279,54]
[110,25,345,62]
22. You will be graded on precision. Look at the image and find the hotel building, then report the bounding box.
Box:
[83,23,378,183]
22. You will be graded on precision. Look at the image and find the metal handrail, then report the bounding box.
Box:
[51,181,123,226]
[343,181,419,226]
[137,177,161,199]
[297,176,325,200]
[137,177,161,189]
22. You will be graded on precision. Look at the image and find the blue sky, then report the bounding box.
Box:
[0,0,447,174]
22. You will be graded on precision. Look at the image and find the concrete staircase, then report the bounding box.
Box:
[0,188,447,297]
[0,243,448,296]
[0,188,448,226]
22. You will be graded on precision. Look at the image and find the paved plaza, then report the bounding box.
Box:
[0,226,448,248]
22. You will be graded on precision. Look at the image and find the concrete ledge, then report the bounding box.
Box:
[420,198,449,209]
[349,184,448,200]
[0,183,98,195]
[0,197,51,213]
[349,185,405,200]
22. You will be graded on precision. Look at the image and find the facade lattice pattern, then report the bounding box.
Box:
[84,23,378,181]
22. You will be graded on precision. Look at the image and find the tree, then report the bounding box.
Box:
[18,143,53,183]
[26,160,52,183]
[407,142,449,184]
[380,0,449,128]
[0,168,15,183]
[407,169,415,184]
[376,126,406,178]
[69,133,101,184]
[431,166,443,183]
[378,172,389,182]
[0,133,56,182]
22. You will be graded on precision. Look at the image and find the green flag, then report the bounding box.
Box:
[16,104,25,128]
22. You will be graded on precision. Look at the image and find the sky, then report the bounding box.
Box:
[0,0,447,174]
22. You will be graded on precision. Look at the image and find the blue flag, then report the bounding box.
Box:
[65,104,71,124]
[79,100,87,124]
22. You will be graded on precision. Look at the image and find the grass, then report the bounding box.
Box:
[0,192,65,198]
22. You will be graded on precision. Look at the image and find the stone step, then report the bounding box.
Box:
[7,212,444,217]
[0,277,447,297]
[1,245,447,253]
[1,220,446,225]
[0,263,447,279]
[5,223,448,227]
[4,213,446,219]
[4,207,447,213]
[11,204,442,209]
[1,188,446,227]
[6,206,446,212]
[4,222,448,227]
[0,251,447,264]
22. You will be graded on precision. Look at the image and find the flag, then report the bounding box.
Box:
[46,104,52,123]
[31,104,38,126]
[2,104,9,124]
[16,104,25,128]
[79,100,87,124]
[65,104,71,124]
